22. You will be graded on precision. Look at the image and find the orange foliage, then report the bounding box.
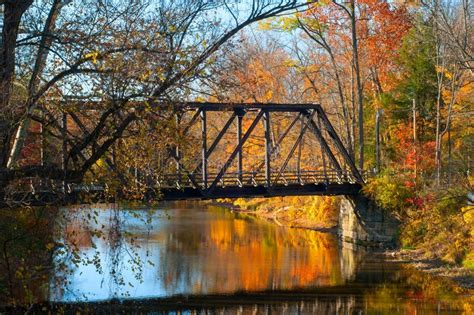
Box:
[390,122,436,173]
[303,0,412,93]
[360,0,412,91]
[221,43,292,103]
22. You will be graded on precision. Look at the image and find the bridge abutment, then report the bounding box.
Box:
[338,195,398,248]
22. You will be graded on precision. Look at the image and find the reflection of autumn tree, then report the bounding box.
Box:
[364,266,474,313]
[235,196,340,227]
[205,208,343,291]
[144,206,347,295]
[41,204,473,311]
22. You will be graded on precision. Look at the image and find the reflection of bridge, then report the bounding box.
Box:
[157,102,364,200]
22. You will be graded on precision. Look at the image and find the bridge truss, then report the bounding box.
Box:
[156,103,363,200]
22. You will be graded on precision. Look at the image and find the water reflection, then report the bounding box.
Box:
[51,203,350,301]
[40,202,473,314]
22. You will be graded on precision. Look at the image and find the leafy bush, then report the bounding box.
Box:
[363,172,415,220]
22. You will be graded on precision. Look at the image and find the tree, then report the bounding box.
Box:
[423,0,474,184]
[267,0,411,167]
[0,0,313,199]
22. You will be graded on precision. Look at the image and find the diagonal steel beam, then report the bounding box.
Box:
[192,112,238,174]
[67,111,123,182]
[182,108,202,136]
[168,148,202,191]
[207,110,264,194]
[297,115,304,180]
[315,106,364,183]
[307,117,342,173]
[247,112,301,183]
[161,109,202,169]
[317,114,328,181]
[272,112,315,185]
[264,111,271,187]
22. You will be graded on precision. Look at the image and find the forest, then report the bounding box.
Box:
[0,0,473,308]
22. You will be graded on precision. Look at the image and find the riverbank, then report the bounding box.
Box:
[217,200,474,290]
[215,201,338,233]
[385,249,474,289]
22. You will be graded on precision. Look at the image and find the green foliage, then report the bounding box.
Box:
[258,16,300,32]
[367,173,473,266]
[463,257,474,270]
[365,169,473,265]
[391,23,438,123]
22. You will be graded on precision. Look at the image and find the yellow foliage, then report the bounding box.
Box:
[231,196,339,228]
[264,90,273,101]
[140,70,152,81]
[84,51,99,64]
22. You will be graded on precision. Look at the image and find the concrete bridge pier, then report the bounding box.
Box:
[338,195,399,248]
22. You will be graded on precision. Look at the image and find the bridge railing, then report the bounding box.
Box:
[155,170,360,189]
[3,177,105,196]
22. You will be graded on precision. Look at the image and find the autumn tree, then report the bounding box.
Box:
[262,0,411,168]
[0,0,313,201]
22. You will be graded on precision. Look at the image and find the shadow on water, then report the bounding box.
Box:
[0,201,473,313]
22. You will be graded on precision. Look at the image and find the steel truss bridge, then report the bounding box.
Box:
[3,102,365,205]
[155,102,364,200]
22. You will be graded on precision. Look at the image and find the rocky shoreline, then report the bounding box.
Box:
[384,249,474,289]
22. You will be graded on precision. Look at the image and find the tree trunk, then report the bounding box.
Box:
[329,52,354,160]
[350,0,364,171]
[0,1,33,167]
[7,0,63,169]
[434,27,445,186]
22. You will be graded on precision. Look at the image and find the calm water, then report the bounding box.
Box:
[47,202,472,314]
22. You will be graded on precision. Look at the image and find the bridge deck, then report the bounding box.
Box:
[4,170,363,205]
[157,170,362,200]
[160,183,362,200]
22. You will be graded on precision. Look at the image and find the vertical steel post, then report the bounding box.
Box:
[264,110,271,187]
[201,110,207,189]
[175,113,181,185]
[236,111,244,183]
[61,112,68,192]
[297,114,303,182]
[61,112,67,172]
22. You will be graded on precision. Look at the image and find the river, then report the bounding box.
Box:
[41,202,473,313]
